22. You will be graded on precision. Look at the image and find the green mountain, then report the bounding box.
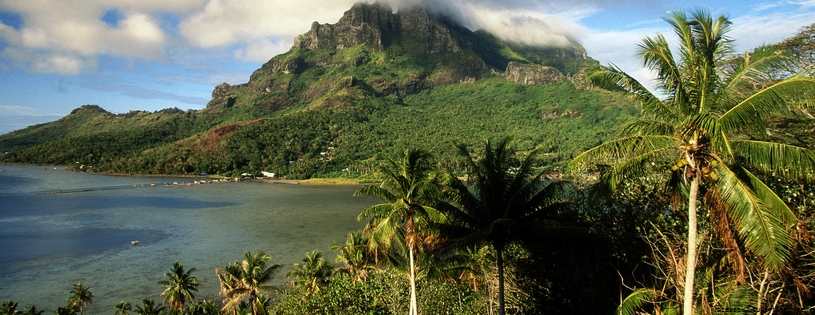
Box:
[0,2,638,178]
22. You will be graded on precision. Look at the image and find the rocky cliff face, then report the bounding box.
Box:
[504,61,564,85]
[206,2,592,110]
[294,2,393,51]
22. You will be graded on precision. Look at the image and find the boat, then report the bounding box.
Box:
[131,240,140,246]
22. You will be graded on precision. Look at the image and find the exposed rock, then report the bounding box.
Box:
[568,69,592,90]
[206,83,241,109]
[540,109,581,119]
[293,2,393,51]
[394,7,464,55]
[269,57,306,74]
[70,104,111,115]
[504,61,564,85]
[202,2,590,112]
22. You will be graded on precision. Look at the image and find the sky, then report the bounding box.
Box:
[0,0,813,134]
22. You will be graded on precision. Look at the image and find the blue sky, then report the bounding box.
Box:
[0,0,813,134]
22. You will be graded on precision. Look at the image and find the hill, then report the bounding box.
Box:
[0,2,637,178]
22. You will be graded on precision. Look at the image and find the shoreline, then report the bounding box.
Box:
[0,163,378,185]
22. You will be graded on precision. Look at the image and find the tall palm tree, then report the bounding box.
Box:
[134,299,165,315]
[355,148,446,315]
[215,251,281,315]
[439,138,573,315]
[285,250,335,294]
[158,262,199,311]
[114,301,131,315]
[67,282,93,315]
[569,9,815,315]
[330,231,377,283]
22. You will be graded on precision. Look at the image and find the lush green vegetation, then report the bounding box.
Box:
[1,7,813,315]
[0,3,614,178]
[4,138,810,315]
[0,79,635,178]
[571,11,815,315]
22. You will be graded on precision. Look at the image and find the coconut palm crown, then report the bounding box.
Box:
[569,8,815,315]
[157,261,198,311]
[439,138,573,315]
[67,282,93,315]
[354,148,447,315]
[215,251,281,315]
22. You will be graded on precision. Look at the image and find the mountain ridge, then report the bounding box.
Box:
[0,2,634,177]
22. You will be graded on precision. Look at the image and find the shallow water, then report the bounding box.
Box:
[0,164,377,314]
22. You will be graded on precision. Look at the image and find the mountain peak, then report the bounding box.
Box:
[292,2,466,56]
[294,2,394,51]
[205,2,596,111]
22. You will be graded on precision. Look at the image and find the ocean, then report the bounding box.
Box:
[0,164,377,314]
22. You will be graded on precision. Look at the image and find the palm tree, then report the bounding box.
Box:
[285,250,335,294]
[215,251,281,315]
[2,300,20,315]
[54,307,76,315]
[67,282,93,315]
[355,148,446,315]
[134,299,165,315]
[158,262,199,311]
[22,305,43,315]
[330,231,377,283]
[183,300,220,315]
[114,301,131,315]
[569,9,815,315]
[439,138,573,315]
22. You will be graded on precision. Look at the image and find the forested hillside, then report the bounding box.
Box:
[0,2,634,177]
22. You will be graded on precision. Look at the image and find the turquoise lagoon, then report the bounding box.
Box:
[0,164,376,314]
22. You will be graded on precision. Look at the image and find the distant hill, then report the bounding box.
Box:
[0,2,637,178]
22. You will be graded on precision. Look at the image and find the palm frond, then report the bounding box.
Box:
[741,167,797,225]
[712,163,794,270]
[723,46,795,100]
[357,203,396,221]
[730,139,815,179]
[569,135,677,173]
[589,65,667,115]
[682,112,720,140]
[718,77,815,134]
[354,185,397,203]
[616,288,657,315]
[618,119,676,137]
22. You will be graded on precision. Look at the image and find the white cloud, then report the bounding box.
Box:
[730,11,815,51]
[0,0,201,74]
[461,3,585,47]
[234,39,293,63]
[0,105,37,115]
[31,54,95,75]
[179,0,359,48]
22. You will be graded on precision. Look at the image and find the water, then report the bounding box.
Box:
[0,164,377,314]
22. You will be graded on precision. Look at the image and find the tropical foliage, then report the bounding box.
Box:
[354,148,446,315]
[2,9,814,315]
[285,250,335,294]
[215,251,281,315]
[67,282,93,315]
[438,138,575,315]
[158,262,199,311]
[570,9,815,315]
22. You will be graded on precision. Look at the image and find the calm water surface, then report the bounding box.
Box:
[0,164,376,314]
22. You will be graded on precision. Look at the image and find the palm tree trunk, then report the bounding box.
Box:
[497,244,506,315]
[409,245,418,315]
[683,173,700,315]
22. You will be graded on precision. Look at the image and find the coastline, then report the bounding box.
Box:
[0,163,378,185]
